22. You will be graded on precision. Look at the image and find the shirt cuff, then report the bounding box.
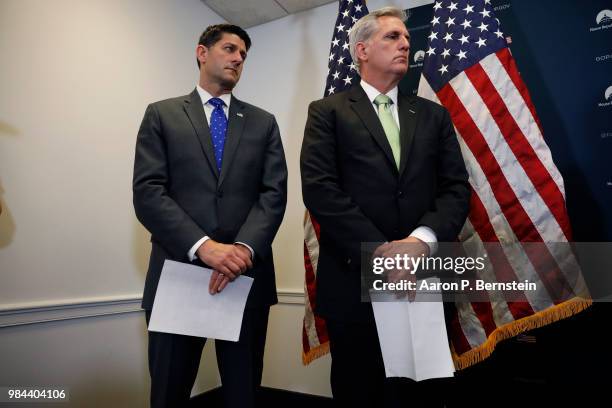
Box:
[409,226,438,256]
[235,242,255,260]
[188,236,210,261]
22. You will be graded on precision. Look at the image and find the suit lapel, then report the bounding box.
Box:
[349,85,397,173]
[218,95,245,187]
[183,89,219,179]
[398,91,418,177]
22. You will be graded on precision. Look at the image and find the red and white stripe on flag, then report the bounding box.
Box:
[418,46,591,369]
[302,213,330,363]
[416,0,590,368]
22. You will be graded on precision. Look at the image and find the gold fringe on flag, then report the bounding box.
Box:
[302,342,330,365]
[301,298,592,368]
[452,297,593,370]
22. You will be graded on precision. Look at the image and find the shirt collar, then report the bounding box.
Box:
[360,80,398,107]
[196,84,232,108]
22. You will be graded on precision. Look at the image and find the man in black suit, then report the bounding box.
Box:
[300,7,470,407]
[133,24,287,408]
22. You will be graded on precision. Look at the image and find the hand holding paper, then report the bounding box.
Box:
[197,240,253,279]
[373,237,429,301]
[209,270,230,294]
[148,260,254,342]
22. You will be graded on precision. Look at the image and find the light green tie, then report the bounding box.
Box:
[374,94,400,169]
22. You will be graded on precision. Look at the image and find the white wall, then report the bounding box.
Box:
[0,0,431,405]
[0,0,216,306]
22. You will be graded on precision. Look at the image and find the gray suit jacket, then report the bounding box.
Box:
[133,89,287,310]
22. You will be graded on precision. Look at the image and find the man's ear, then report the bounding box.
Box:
[196,44,208,66]
[355,41,367,65]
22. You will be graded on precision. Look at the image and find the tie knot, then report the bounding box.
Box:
[374,94,392,107]
[208,97,225,109]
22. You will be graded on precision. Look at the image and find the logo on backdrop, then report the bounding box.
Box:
[591,10,612,32]
[595,53,612,63]
[493,3,511,12]
[414,50,425,63]
[599,85,612,107]
[411,50,424,69]
[596,10,612,24]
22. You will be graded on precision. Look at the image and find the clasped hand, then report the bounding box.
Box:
[373,236,429,301]
[197,240,253,295]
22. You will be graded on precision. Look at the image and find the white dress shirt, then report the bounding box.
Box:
[360,80,438,255]
[187,85,254,262]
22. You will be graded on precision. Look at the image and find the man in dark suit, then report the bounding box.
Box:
[300,7,470,407]
[133,24,287,408]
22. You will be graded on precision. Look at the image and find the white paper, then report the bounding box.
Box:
[148,260,253,342]
[371,277,455,381]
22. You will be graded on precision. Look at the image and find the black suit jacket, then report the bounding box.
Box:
[134,89,287,310]
[300,84,470,321]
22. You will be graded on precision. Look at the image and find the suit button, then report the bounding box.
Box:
[217,190,223,198]
[347,258,352,265]
[397,190,403,198]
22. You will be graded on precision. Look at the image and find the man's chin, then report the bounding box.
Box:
[220,77,239,89]
[392,66,409,77]
[391,60,408,72]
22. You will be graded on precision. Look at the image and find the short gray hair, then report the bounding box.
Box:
[349,7,407,74]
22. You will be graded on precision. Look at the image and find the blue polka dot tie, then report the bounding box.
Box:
[208,97,228,172]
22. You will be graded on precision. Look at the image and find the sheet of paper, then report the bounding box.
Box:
[148,260,253,342]
[371,277,455,381]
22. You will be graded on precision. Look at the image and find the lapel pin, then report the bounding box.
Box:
[237,112,243,117]
[409,109,416,114]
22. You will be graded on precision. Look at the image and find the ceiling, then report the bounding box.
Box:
[202,0,337,28]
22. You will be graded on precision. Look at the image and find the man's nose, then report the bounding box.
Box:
[232,51,244,64]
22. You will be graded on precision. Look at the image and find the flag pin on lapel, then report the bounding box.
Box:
[237,112,243,117]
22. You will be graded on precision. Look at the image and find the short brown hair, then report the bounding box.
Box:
[196,24,252,68]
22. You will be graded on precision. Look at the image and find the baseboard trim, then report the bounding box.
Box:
[277,289,305,304]
[0,295,143,328]
[0,289,304,328]
[190,386,332,407]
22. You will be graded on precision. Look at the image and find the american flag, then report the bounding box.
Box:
[323,0,368,97]
[302,0,368,364]
[417,0,591,368]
